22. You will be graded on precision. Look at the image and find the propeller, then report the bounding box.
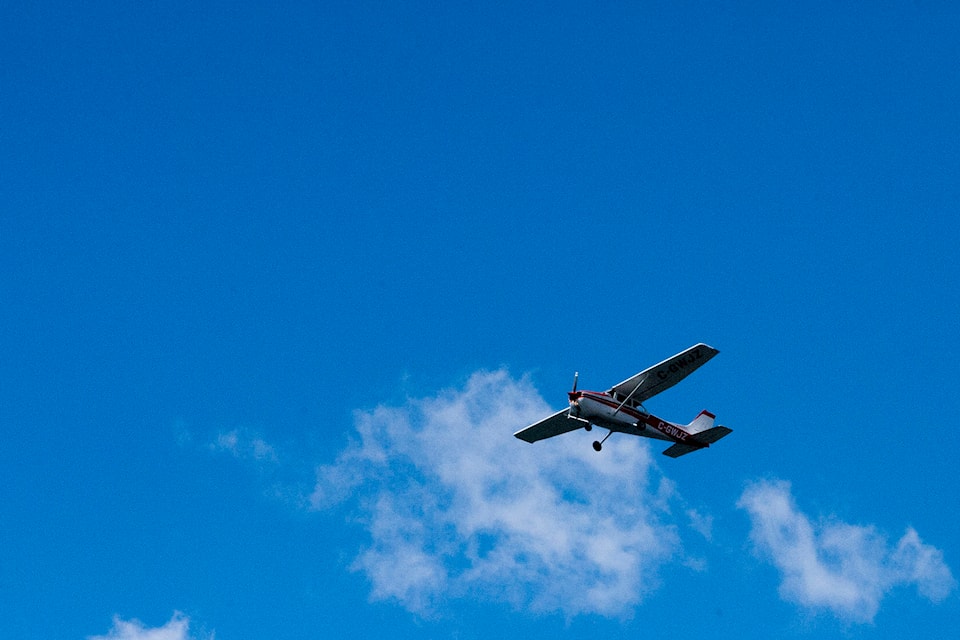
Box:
[567,372,580,403]
[568,371,589,429]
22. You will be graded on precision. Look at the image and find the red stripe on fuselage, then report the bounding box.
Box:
[579,391,645,418]
[578,391,691,442]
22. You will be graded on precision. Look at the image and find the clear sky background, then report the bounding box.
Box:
[2,2,959,639]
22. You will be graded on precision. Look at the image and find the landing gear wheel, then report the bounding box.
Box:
[584,424,592,432]
[594,430,613,452]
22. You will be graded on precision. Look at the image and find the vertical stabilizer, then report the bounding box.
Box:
[687,410,715,434]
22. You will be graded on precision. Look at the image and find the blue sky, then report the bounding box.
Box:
[2,2,959,638]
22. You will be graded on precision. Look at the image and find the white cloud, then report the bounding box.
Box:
[737,479,956,623]
[211,428,278,463]
[203,425,314,507]
[686,508,714,541]
[313,370,685,618]
[87,613,210,640]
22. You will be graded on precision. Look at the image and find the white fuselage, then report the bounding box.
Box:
[569,391,688,443]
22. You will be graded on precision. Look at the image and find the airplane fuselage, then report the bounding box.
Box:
[569,390,689,443]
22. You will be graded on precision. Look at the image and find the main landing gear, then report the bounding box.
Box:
[592,430,613,452]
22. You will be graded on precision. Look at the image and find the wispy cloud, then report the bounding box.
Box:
[737,479,956,623]
[197,424,311,508]
[87,612,210,640]
[211,428,279,464]
[313,370,686,618]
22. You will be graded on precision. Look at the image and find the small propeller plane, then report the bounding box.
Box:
[514,343,731,457]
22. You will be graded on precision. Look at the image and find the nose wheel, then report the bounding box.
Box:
[592,430,613,452]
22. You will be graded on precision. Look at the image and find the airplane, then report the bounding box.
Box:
[514,343,731,457]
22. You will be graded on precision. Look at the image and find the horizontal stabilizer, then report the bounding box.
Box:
[662,426,732,458]
[691,426,732,445]
[662,442,700,458]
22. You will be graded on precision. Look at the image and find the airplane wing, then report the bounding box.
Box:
[514,409,585,443]
[608,343,719,405]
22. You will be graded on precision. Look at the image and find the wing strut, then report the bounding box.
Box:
[612,375,646,416]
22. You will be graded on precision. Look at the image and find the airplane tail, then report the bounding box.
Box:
[662,410,731,458]
[686,410,716,435]
[662,426,732,457]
